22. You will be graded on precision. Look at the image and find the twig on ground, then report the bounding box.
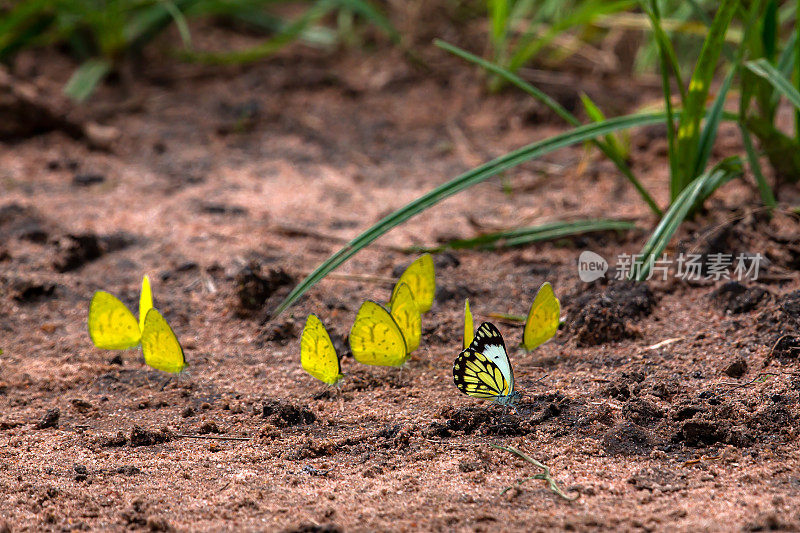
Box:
[683,455,720,467]
[644,337,684,350]
[489,444,578,501]
[174,434,251,441]
[718,372,780,392]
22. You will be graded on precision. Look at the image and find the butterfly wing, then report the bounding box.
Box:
[349,301,408,367]
[139,275,153,334]
[301,314,343,385]
[453,348,511,399]
[88,291,141,350]
[391,254,435,313]
[469,322,513,392]
[141,308,186,374]
[389,282,421,353]
[522,282,560,351]
[463,298,473,350]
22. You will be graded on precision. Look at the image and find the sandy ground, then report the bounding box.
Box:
[1,36,800,532]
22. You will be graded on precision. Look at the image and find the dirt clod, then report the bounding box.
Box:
[145,515,173,532]
[72,173,105,187]
[259,319,297,345]
[679,420,726,446]
[53,233,102,272]
[710,281,768,314]
[11,278,57,302]
[73,463,88,482]
[198,421,220,434]
[117,466,141,476]
[622,398,665,428]
[36,408,59,429]
[0,203,54,243]
[283,525,341,533]
[601,422,656,456]
[129,426,172,447]
[569,282,655,346]
[198,202,247,216]
[432,406,530,437]
[234,263,294,316]
[770,335,800,361]
[723,358,748,378]
[100,431,128,447]
[262,400,316,427]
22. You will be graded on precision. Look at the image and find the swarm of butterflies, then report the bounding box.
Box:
[301,253,561,408]
[88,275,186,374]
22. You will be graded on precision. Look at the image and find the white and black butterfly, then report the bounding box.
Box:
[453,322,521,406]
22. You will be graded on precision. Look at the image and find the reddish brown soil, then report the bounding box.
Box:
[1,34,800,533]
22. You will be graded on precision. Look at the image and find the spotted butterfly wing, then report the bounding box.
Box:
[468,322,513,393]
[452,348,512,402]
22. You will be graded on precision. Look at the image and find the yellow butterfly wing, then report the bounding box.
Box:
[463,298,473,350]
[88,291,141,350]
[391,254,435,313]
[522,282,561,351]
[349,301,408,367]
[389,282,421,353]
[141,308,186,374]
[139,275,153,334]
[301,314,343,385]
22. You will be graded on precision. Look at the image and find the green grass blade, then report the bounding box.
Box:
[274,111,672,316]
[580,92,630,161]
[739,124,777,209]
[435,39,662,216]
[746,57,800,110]
[795,0,800,141]
[506,0,635,75]
[693,58,738,179]
[185,0,336,64]
[632,157,742,281]
[436,40,576,125]
[642,0,680,197]
[335,0,401,44]
[673,0,738,196]
[488,0,510,53]
[0,0,54,59]
[63,58,111,102]
[411,219,637,253]
[641,0,687,101]
[162,0,192,49]
[762,0,778,63]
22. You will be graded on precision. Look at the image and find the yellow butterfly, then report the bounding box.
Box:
[88,275,186,374]
[390,254,435,313]
[88,275,152,350]
[463,298,473,350]
[350,282,420,367]
[301,314,343,385]
[141,308,186,374]
[522,282,560,351]
[388,282,421,352]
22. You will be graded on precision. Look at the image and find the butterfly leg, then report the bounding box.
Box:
[159,375,173,391]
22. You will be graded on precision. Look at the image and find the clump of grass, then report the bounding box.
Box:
[277,0,797,313]
[0,0,397,101]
